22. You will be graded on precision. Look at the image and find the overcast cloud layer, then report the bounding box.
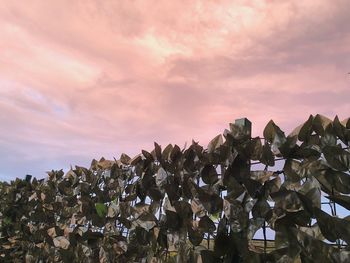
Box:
[1,0,350,180]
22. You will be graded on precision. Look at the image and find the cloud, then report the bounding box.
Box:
[0,0,349,179]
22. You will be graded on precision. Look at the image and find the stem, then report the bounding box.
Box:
[263,221,267,260]
[207,233,210,249]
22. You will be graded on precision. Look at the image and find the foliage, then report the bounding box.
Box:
[1,114,350,262]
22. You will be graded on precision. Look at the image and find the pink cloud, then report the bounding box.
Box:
[0,0,349,180]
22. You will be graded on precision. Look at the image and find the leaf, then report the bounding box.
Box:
[199,215,216,233]
[312,114,332,136]
[201,164,218,185]
[174,200,193,220]
[95,203,107,218]
[156,167,168,187]
[188,223,204,246]
[207,134,223,153]
[191,198,206,218]
[324,169,350,194]
[279,135,299,158]
[223,199,243,221]
[142,149,154,162]
[323,146,350,171]
[295,229,350,263]
[265,176,281,195]
[209,212,221,222]
[298,115,314,142]
[264,120,278,143]
[298,223,324,240]
[283,159,305,182]
[214,230,231,257]
[314,208,350,244]
[320,132,337,148]
[164,181,180,203]
[200,250,219,263]
[250,170,275,184]
[242,177,262,198]
[325,195,350,210]
[314,211,338,243]
[47,227,57,238]
[148,187,163,201]
[164,210,181,231]
[260,143,275,166]
[107,202,119,218]
[272,190,303,212]
[154,142,162,162]
[162,144,173,161]
[130,154,142,165]
[263,120,286,154]
[247,218,264,239]
[120,153,131,165]
[333,116,346,140]
[342,117,350,128]
[170,144,182,162]
[223,168,246,198]
[197,188,223,214]
[134,213,157,231]
[3,217,12,226]
[252,199,270,219]
[298,144,321,159]
[248,137,262,160]
[299,177,321,205]
[96,157,114,169]
[53,236,70,249]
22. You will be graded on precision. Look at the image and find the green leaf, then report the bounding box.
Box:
[209,212,220,222]
[95,203,107,218]
[3,217,12,226]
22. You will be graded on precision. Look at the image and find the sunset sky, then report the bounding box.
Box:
[1,0,350,181]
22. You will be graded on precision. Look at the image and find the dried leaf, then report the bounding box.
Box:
[53,236,70,249]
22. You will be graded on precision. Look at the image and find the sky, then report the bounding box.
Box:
[0,0,350,181]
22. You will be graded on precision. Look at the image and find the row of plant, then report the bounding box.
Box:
[0,114,349,262]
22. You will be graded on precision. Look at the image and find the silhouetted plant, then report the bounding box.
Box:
[0,114,350,262]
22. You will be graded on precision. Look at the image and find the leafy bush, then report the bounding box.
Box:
[1,114,350,262]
